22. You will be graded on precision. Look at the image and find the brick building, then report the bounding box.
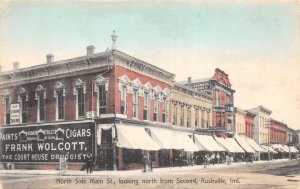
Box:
[270,119,287,144]
[245,111,255,139]
[0,33,181,170]
[179,68,235,132]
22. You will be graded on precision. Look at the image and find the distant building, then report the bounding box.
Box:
[245,111,256,139]
[234,108,246,136]
[293,130,300,146]
[179,68,235,132]
[270,119,287,144]
[170,83,213,129]
[247,105,272,144]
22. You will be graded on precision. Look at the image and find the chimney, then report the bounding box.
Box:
[87,45,95,56]
[46,54,54,64]
[188,77,192,85]
[13,62,19,70]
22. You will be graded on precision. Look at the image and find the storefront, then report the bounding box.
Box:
[0,121,95,170]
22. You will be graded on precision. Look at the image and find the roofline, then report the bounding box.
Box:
[258,105,272,114]
[0,49,175,78]
[270,119,287,127]
[245,110,256,117]
[173,82,212,100]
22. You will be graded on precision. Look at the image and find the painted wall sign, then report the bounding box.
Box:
[10,103,20,125]
[0,122,95,163]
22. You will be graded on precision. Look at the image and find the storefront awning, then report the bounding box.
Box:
[280,144,291,153]
[261,145,277,153]
[194,135,225,152]
[116,125,160,151]
[245,137,265,152]
[214,137,240,153]
[173,131,199,152]
[235,136,255,153]
[148,127,183,150]
[226,138,246,153]
[290,146,299,153]
[271,144,285,152]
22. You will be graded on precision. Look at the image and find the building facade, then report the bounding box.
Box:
[179,68,235,132]
[247,105,272,144]
[234,108,246,136]
[270,119,287,144]
[170,83,213,129]
[0,40,177,170]
[245,111,255,139]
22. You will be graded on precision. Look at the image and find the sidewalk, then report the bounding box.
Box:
[0,159,292,176]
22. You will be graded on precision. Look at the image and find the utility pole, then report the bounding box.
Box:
[265,119,271,161]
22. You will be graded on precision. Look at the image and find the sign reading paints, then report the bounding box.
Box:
[0,123,94,163]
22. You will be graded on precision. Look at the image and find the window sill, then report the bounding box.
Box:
[76,117,86,120]
[132,117,139,121]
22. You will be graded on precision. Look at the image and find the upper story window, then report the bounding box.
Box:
[54,81,65,120]
[187,107,191,127]
[195,108,199,127]
[162,97,168,123]
[207,109,210,128]
[18,87,28,124]
[57,90,64,120]
[133,89,139,119]
[77,88,85,118]
[172,102,177,125]
[3,90,11,125]
[143,91,149,120]
[5,97,10,125]
[216,90,220,107]
[180,104,184,126]
[20,95,27,123]
[153,95,159,122]
[35,85,46,122]
[95,75,109,117]
[38,93,45,122]
[98,85,107,115]
[118,75,131,115]
[120,86,127,114]
[73,79,86,119]
[227,94,231,104]
[201,109,205,128]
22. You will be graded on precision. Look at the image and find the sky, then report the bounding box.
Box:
[0,1,300,129]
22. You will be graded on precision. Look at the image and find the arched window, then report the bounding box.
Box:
[18,87,28,123]
[54,81,65,120]
[73,79,86,119]
[35,85,46,122]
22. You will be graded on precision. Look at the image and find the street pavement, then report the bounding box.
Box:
[0,159,299,189]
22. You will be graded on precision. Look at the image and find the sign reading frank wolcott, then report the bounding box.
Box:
[0,122,94,163]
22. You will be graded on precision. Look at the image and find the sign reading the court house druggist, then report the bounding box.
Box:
[0,123,94,163]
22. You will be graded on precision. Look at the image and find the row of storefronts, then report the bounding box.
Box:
[0,33,299,171]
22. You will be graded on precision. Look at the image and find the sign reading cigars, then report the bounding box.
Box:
[0,123,94,163]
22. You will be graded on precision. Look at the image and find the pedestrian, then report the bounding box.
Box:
[225,154,229,165]
[142,152,148,172]
[86,155,93,174]
[211,153,215,165]
[204,154,210,168]
[179,153,184,167]
[216,153,220,165]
